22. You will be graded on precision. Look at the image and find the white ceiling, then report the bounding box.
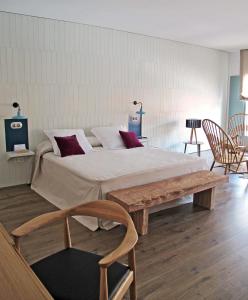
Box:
[1,0,248,52]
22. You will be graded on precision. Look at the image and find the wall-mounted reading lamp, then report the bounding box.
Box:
[133,100,145,137]
[12,102,26,119]
[240,49,248,100]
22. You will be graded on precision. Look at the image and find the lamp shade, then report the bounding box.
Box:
[186,119,201,128]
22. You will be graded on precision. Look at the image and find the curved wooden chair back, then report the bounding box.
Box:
[12,200,138,300]
[228,113,248,146]
[202,119,238,164]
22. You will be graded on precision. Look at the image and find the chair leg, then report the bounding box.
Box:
[227,164,231,174]
[128,249,137,300]
[100,267,108,300]
[224,165,228,175]
[210,161,215,171]
[236,161,242,173]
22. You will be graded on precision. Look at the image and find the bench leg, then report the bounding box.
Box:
[193,187,215,210]
[132,209,149,235]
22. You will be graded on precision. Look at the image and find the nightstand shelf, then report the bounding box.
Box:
[6,150,35,160]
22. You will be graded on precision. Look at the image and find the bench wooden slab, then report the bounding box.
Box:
[107,170,228,235]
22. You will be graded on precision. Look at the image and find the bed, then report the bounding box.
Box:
[31,140,208,230]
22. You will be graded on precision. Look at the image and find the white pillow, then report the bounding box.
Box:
[44,129,93,156]
[86,136,102,147]
[91,126,127,150]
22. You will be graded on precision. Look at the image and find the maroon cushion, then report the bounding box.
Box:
[119,131,144,149]
[54,135,85,157]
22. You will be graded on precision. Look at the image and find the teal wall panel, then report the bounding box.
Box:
[228,76,245,117]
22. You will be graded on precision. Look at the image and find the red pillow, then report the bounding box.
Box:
[119,131,144,149]
[54,135,85,157]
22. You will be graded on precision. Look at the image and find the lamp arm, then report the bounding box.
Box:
[17,106,21,117]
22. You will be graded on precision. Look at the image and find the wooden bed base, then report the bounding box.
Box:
[107,171,228,235]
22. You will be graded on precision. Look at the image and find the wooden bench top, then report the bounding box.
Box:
[107,171,228,212]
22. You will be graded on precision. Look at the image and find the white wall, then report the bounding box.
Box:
[229,51,240,76]
[0,12,229,187]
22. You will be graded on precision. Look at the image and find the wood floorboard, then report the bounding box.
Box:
[1,169,248,299]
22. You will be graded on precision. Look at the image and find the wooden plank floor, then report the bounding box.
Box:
[1,173,248,299]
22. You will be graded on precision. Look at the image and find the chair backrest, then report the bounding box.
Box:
[12,201,138,300]
[202,119,237,164]
[11,200,138,267]
[228,113,248,145]
[12,200,134,234]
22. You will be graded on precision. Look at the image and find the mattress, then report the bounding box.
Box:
[31,141,208,231]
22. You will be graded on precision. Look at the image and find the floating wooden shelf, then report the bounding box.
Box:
[6,150,35,160]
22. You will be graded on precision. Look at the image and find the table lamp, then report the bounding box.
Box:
[186,119,201,144]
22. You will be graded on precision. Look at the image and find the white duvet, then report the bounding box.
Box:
[31,141,208,231]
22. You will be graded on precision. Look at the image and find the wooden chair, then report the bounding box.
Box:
[202,119,248,174]
[11,200,138,300]
[228,113,248,149]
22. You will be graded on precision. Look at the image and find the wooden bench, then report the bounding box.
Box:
[107,170,228,235]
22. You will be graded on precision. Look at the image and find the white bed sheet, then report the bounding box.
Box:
[31,143,208,231]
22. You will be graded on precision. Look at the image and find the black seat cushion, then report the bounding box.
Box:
[31,248,129,300]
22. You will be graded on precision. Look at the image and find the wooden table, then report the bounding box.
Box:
[0,224,53,300]
[107,171,228,235]
[183,141,203,156]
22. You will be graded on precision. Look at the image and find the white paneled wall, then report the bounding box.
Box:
[0,12,229,187]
